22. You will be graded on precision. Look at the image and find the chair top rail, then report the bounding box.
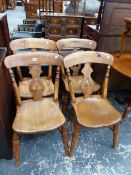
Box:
[4,52,63,68]
[64,51,114,68]
[56,38,97,51]
[10,38,56,51]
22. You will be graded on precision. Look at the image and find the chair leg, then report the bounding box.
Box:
[112,123,120,149]
[62,91,68,114]
[122,102,131,122]
[13,131,20,166]
[69,123,80,157]
[69,106,75,132]
[61,124,69,156]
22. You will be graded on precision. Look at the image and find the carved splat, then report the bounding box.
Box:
[70,65,81,76]
[73,48,79,52]
[29,64,44,101]
[70,48,81,76]
[81,64,100,97]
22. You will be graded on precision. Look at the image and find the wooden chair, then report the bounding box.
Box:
[112,18,131,122]
[63,51,122,157]
[10,38,56,99]
[4,52,69,166]
[56,38,100,114]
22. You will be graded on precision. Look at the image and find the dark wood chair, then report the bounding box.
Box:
[63,51,122,157]
[4,52,69,166]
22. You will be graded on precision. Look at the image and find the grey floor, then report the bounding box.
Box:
[0,5,131,175]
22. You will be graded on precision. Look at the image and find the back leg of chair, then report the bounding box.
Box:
[69,123,80,157]
[61,124,69,156]
[112,123,120,149]
[62,91,68,114]
[69,105,75,132]
[122,101,131,122]
[13,131,20,166]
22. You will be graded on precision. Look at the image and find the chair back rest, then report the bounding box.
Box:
[64,51,113,68]
[4,52,62,102]
[10,38,56,81]
[5,52,62,68]
[10,38,56,53]
[56,38,97,76]
[64,51,114,101]
[56,38,97,51]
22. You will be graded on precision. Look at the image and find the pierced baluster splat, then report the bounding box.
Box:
[71,48,81,76]
[70,64,81,76]
[81,63,100,98]
[29,64,44,101]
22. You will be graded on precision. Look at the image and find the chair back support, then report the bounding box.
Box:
[56,38,97,51]
[10,38,56,81]
[64,51,113,68]
[64,51,114,101]
[10,38,56,53]
[57,38,97,77]
[4,52,62,102]
[5,52,62,68]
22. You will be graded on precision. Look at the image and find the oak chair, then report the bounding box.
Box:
[64,51,122,157]
[4,52,69,166]
[10,38,56,98]
[56,38,100,114]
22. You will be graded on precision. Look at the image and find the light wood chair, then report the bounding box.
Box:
[4,52,69,166]
[64,51,122,157]
[56,38,100,114]
[10,38,56,98]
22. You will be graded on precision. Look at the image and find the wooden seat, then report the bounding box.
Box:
[4,52,69,166]
[13,98,65,133]
[56,38,100,113]
[63,51,122,157]
[72,95,121,128]
[10,38,56,98]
